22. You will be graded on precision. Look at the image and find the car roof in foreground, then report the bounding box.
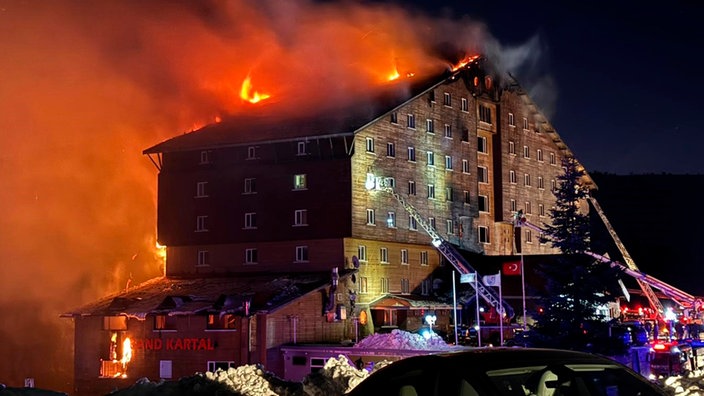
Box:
[428,347,616,367]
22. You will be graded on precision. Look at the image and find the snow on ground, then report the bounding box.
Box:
[108,330,704,396]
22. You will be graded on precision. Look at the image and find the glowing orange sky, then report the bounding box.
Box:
[0,0,489,390]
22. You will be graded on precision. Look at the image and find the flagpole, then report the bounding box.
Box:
[521,253,527,331]
[452,271,458,345]
[476,272,481,347]
[498,272,504,345]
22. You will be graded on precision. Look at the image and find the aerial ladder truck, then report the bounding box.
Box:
[512,197,702,323]
[365,173,514,319]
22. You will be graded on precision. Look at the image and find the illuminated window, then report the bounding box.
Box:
[294,209,308,226]
[200,150,211,164]
[154,315,177,331]
[386,142,395,157]
[380,247,388,263]
[443,92,451,106]
[478,195,488,212]
[387,211,396,228]
[427,151,435,166]
[401,249,408,265]
[537,149,544,162]
[195,181,208,198]
[426,119,434,134]
[244,212,256,229]
[427,184,435,199]
[407,114,416,129]
[294,174,307,190]
[478,226,490,244]
[407,146,416,162]
[197,250,209,266]
[390,112,398,124]
[365,137,374,153]
[247,146,257,159]
[509,170,517,184]
[479,104,492,124]
[195,215,208,232]
[208,361,235,372]
[295,246,309,262]
[207,314,236,330]
[445,187,453,201]
[524,174,531,187]
[461,97,468,112]
[420,251,429,265]
[401,278,410,294]
[409,216,417,231]
[103,316,127,330]
[509,141,516,155]
[485,76,493,89]
[477,136,487,153]
[297,141,308,156]
[462,159,469,173]
[463,190,471,204]
[366,209,375,225]
[445,155,453,170]
[508,113,515,126]
[446,219,454,234]
[358,245,367,261]
[245,248,257,264]
[477,166,488,183]
[408,180,416,195]
[160,361,173,379]
[244,178,256,194]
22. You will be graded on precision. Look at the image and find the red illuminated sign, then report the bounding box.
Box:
[132,337,215,351]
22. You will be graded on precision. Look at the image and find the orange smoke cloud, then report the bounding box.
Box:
[0,0,490,390]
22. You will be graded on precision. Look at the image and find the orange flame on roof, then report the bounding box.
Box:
[451,54,481,71]
[240,74,271,104]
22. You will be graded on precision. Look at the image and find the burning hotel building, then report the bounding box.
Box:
[62,56,592,395]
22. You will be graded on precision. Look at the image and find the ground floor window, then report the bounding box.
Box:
[207,361,236,372]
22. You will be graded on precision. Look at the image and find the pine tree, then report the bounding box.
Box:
[530,156,622,351]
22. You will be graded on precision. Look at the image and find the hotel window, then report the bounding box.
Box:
[445,155,453,170]
[401,278,410,294]
[477,166,488,183]
[523,117,529,130]
[523,145,530,158]
[366,209,375,225]
[294,174,307,190]
[462,128,470,142]
[537,149,544,162]
[509,170,517,184]
[421,279,431,296]
[510,199,517,212]
[443,92,452,106]
[429,217,436,230]
[244,178,256,194]
[446,219,455,234]
[427,184,435,199]
[387,211,396,228]
[200,150,211,164]
[478,195,488,212]
[407,146,416,162]
[407,114,416,129]
[390,112,398,124]
[207,362,236,373]
[550,152,557,165]
[525,201,532,214]
[358,245,367,261]
[386,142,395,157]
[408,180,416,195]
[539,203,545,217]
[477,136,487,154]
[197,250,209,266]
[463,190,471,204]
[401,249,409,265]
[207,314,236,330]
[420,251,429,265]
[445,187,453,202]
[508,113,515,126]
[551,179,557,191]
[103,316,127,330]
[247,146,257,159]
[478,226,490,244]
[154,315,177,331]
[428,90,436,102]
[479,104,492,124]
[524,174,531,187]
[365,137,375,153]
[195,181,208,198]
[409,215,417,231]
[294,209,308,226]
[538,176,545,189]
[245,248,258,264]
[525,229,533,244]
[385,177,396,188]
[297,141,308,156]
[380,247,389,264]
[426,119,434,133]
[195,215,208,232]
[427,151,435,166]
[509,141,516,155]
[461,97,468,112]
[244,212,257,229]
[295,246,309,262]
[444,124,452,138]
[358,277,368,294]
[380,277,390,293]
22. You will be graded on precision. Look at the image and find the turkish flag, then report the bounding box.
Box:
[502,261,521,275]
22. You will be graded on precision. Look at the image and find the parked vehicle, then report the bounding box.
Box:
[347,347,667,396]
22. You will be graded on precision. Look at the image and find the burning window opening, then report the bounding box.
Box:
[240,74,271,104]
[100,332,132,378]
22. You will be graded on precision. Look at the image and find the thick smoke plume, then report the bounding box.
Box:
[0,0,546,391]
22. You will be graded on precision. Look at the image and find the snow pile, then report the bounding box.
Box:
[353,329,460,350]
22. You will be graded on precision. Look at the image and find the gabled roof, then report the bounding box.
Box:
[61,271,351,320]
[367,293,458,310]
